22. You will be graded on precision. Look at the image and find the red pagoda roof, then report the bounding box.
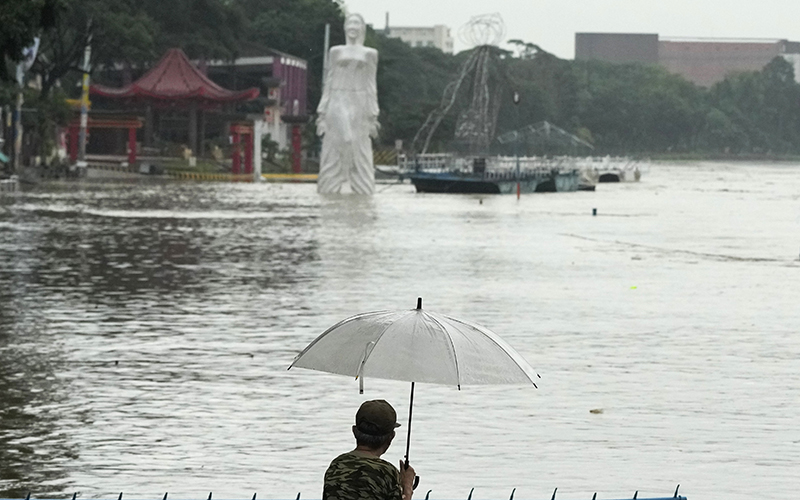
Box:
[91,48,259,103]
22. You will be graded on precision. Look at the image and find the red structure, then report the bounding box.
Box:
[91,48,259,170]
[66,117,142,165]
[229,123,254,175]
[91,48,259,103]
[281,114,309,175]
[291,125,302,174]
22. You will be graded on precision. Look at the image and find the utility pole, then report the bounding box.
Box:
[77,25,93,168]
[13,84,22,174]
[13,60,24,173]
[12,37,39,174]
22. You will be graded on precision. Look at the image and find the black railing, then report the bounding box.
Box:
[2,485,686,500]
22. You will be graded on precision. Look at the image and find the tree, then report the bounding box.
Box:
[143,0,245,60]
[570,60,708,153]
[372,34,459,148]
[759,57,800,151]
[238,0,345,110]
[507,39,541,60]
[705,58,800,154]
[0,0,60,82]
[31,0,158,98]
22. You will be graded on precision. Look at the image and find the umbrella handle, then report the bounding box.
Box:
[404,382,419,490]
[402,459,420,490]
[404,382,415,464]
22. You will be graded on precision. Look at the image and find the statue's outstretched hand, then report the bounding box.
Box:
[369,120,381,139]
[316,115,327,137]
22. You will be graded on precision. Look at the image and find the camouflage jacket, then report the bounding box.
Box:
[323,451,403,500]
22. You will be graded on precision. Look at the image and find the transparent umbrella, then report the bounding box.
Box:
[288,297,540,470]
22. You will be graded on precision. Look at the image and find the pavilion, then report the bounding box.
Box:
[88,48,259,170]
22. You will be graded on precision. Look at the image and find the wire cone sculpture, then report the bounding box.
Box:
[411,14,508,155]
[458,12,506,48]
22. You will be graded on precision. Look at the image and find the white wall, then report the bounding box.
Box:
[386,25,454,53]
[780,53,800,83]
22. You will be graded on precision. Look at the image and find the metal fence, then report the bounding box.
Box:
[1,485,686,500]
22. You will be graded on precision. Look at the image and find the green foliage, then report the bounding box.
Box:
[495,51,800,155]
[6,0,800,160]
[143,0,245,60]
[501,48,577,135]
[0,0,61,82]
[568,60,706,153]
[373,35,460,149]
[705,57,800,154]
[32,0,159,97]
[25,86,71,158]
[240,0,345,109]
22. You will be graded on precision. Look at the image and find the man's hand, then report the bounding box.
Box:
[399,460,416,500]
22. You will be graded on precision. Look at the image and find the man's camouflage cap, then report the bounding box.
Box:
[355,399,401,436]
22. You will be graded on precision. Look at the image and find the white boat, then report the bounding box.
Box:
[577,156,646,183]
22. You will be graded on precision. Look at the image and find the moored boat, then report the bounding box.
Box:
[577,156,646,183]
[399,154,581,194]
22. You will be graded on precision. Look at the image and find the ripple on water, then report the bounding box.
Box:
[1,167,799,500]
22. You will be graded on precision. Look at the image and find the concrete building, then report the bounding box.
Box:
[575,33,659,65]
[204,47,308,150]
[385,25,455,53]
[659,38,798,87]
[575,33,800,86]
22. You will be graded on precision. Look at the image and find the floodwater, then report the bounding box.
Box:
[1,163,798,500]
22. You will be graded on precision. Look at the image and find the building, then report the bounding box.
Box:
[659,38,800,87]
[204,47,309,150]
[385,25,454,53]
[91,45,307,156]
[575,33,659,65]
[575,33,800,86]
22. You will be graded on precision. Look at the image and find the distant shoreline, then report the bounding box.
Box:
[650,153,800,163]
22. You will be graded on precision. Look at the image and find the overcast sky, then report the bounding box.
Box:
[341,0,800,58]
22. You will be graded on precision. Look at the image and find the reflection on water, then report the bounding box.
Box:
[1,166,799,500]
[0,300,73,498]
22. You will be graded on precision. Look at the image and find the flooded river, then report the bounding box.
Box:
[1,162,798,500]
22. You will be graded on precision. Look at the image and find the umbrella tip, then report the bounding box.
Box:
[416,297,422,309]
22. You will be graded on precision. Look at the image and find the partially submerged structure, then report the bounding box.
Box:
[83,46,309,176]
[89,48,259,172]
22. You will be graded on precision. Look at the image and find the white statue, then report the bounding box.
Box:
[316,13,380,195]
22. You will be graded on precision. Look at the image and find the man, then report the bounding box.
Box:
[323,400,417,500]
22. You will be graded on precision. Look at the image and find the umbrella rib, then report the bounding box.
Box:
[364,311,412,370]
[426,313,461,389]
[288,311,391,369]
[445,315,539,386]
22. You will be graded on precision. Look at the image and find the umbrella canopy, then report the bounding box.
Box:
[289,298,539,473]
[290,298,539,390]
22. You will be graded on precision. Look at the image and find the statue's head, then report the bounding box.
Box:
[344,13,366,46]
